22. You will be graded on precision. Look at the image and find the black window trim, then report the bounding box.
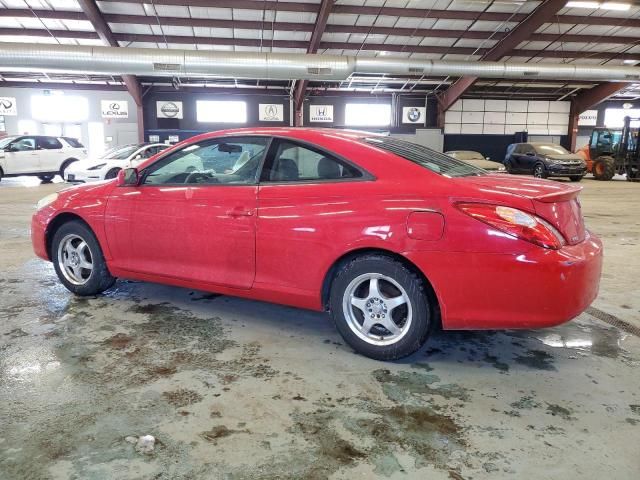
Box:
[258,136,376,185]
[138,135,274,187]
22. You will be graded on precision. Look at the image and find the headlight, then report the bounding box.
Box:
[36,193,58,210]
[88,163,107,170]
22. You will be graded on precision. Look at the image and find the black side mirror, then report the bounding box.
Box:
[117,168,139,186]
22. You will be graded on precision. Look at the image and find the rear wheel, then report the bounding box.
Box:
[592,156,615,181]
[533,163,548,179]
[38,175,55,183]
[105,168,121,180]
[52,220,115,295]
[329,254,432,360]
[569,175,583,182]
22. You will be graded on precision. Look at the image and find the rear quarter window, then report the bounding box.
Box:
[62,137,84,148]
[363,137,485,177]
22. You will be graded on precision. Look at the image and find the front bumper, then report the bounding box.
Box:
[65,166,106,183]
[406,232,603,330]
[31,208,50,261]
[547,164,587,176]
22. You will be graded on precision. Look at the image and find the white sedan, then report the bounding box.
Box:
[65,143,169,183]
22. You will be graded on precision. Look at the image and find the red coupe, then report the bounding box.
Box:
[32,128,603,360]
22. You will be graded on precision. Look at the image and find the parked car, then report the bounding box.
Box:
[0,135,87,182]
[32,128,602,360]
[65,143,170,183]
[504,142,587,181]
[445,150,505,171]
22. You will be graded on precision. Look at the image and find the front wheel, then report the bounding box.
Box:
[52,220,115,295]
[533,163,548,179]
[105,168,121,180]
[329,255,432,360]
[569,175,583,182]
[38,175,55,183]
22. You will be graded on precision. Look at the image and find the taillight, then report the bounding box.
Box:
[455,202,566,249]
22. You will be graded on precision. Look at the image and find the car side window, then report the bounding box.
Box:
[142,136,269,186]
[262,140,361,182]
[37,137,63,150]
[10,137,36,152]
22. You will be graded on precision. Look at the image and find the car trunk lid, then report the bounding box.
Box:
[455,174,586,245]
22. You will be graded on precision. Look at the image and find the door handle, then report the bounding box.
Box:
[226,208,253,217]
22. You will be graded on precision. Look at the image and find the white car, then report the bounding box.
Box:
[65,143,169,183]
[0,135,87,182]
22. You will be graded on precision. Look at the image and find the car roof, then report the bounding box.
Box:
[184,127,377,143]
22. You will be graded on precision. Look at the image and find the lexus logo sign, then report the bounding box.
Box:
[157,101,183,119]
[0,97,17,116]
[101,100,129,118]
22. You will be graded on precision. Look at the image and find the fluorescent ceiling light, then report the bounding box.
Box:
[623,59,639,65]
[566,1,631,9]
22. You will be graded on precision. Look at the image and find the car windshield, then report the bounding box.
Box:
[0,136,18,149]
[364,137,486,177]
[103,145,139,160]
[532,144,569,155]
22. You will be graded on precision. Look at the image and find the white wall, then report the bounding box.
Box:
[444,99,570,136]
[391,129,444,152]
[0,86,138,157]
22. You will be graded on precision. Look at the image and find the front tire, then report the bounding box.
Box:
[329,254,431,361]
[592,156,615,181]
[52,220,115,295]
[569,175,583,182]
[533,163,548,179]
[105,168,121,180]
[38,175,55,183]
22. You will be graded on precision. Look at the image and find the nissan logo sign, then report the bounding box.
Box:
[161,102,180,118]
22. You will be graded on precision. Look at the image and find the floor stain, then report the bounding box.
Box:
[514,349,556,371]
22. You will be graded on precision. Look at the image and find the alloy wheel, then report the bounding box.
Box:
[57,233,94,285]
[342,273,412,346]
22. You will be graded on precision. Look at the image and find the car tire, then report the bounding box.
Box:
[592,156,615,181]
[52,220,116,296]
[59,158,78,179]
[504,161,514,174]
[533,162,548,179]
[569,175,583,182]
[38,175,55,183]
[105,168,121,180]
[329,254,432,361]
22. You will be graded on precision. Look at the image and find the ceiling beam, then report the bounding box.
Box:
[567,81,630,150]
[76,0,143,107]
[292,0,334,125]
[2,29,639,62]
[437,0,568,117]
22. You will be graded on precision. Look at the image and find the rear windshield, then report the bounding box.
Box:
[62,137,84,148]
[364,137,486,177]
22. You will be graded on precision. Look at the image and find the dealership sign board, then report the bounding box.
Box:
[402,106,426,124]
[259,104,284,122]
[578,110,598,126]
[0,97,17,116]
[157,101,183,119]
[101,100,129,119]
[309,105,333,123]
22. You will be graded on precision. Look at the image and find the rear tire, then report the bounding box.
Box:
[329,254,432,361]
[592,156,615,181]
[533,162,548,179]
[569,175,583,182]
[51,220,115,296]
[105,168,121,180]
[38,175,55,183]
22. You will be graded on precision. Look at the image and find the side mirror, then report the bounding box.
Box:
[117,167,139,186]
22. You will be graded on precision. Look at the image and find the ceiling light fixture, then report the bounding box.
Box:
[566,1,631,9]
[623,59,639,65]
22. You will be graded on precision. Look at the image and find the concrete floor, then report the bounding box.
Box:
[1,175,639,480]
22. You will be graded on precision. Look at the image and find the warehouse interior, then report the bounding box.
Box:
[1,1,639,479]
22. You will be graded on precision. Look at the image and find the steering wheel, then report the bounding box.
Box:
[185,171,217,184]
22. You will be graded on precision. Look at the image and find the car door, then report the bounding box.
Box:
[36,136,65,172]
[255,138,369,293]
[3,137,39,174]
[521,144,538,172]
[104,136,270,289]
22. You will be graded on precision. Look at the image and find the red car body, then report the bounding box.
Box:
[32,128,602,330]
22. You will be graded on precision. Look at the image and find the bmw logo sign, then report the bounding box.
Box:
[407,107,421,122]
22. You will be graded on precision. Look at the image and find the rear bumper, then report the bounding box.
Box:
[406,232,603,330]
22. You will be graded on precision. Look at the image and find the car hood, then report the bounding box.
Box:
[454,174,585,245]
[544,153,584,162]
[71,158,125,170]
